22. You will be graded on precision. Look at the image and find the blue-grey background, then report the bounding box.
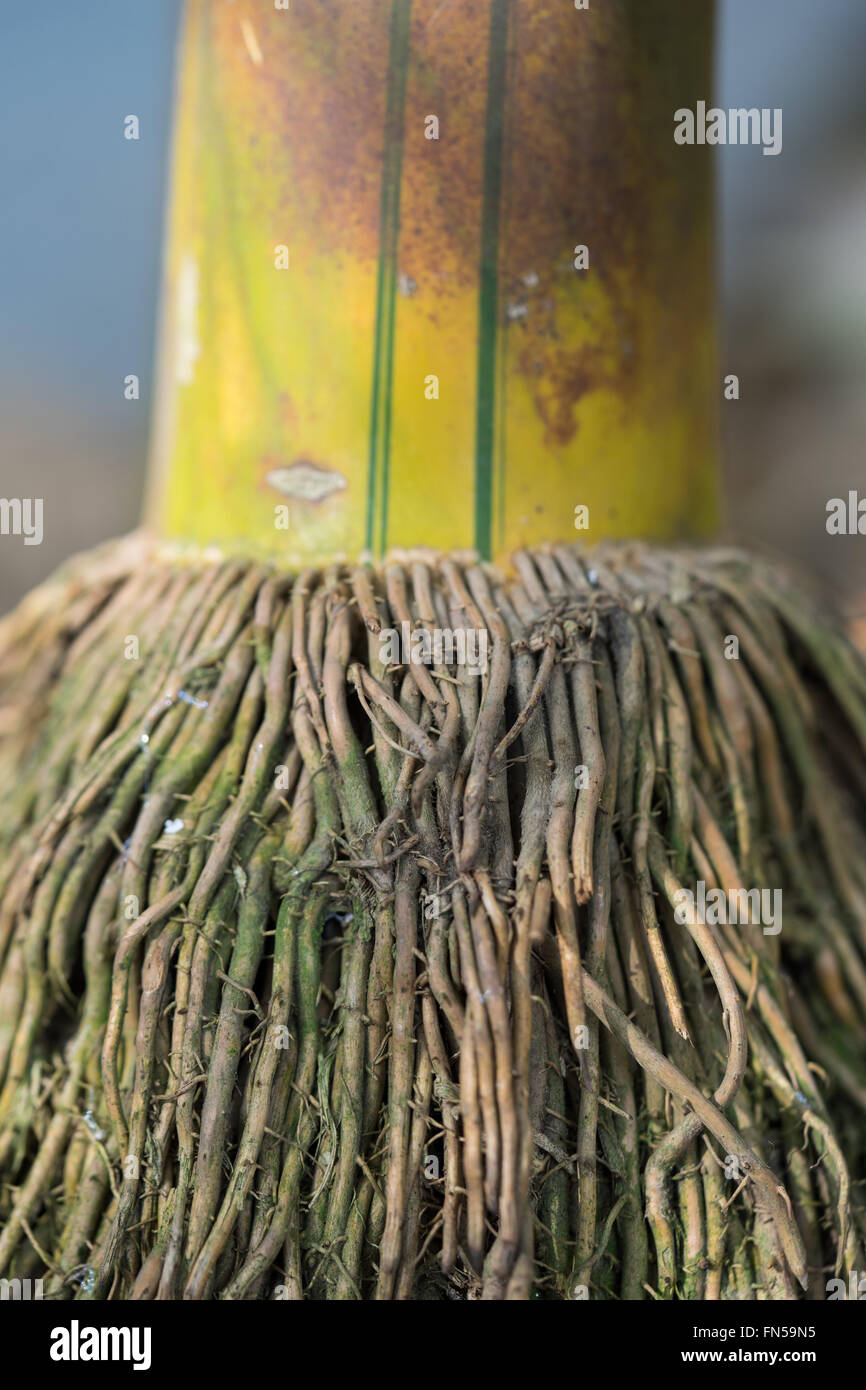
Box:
[1,0,865,627]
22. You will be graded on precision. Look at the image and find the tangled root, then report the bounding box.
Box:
[0,535,865,1300]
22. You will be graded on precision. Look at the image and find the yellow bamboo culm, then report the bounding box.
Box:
[148,0,719,567]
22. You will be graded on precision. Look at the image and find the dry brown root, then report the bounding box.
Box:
[0,536,865,1300]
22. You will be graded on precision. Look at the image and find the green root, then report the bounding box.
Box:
[0,534,864,1300]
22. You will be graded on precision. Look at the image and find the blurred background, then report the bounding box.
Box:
[1,0,864,626]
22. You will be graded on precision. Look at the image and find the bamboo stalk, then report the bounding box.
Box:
[148,0,718,567]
